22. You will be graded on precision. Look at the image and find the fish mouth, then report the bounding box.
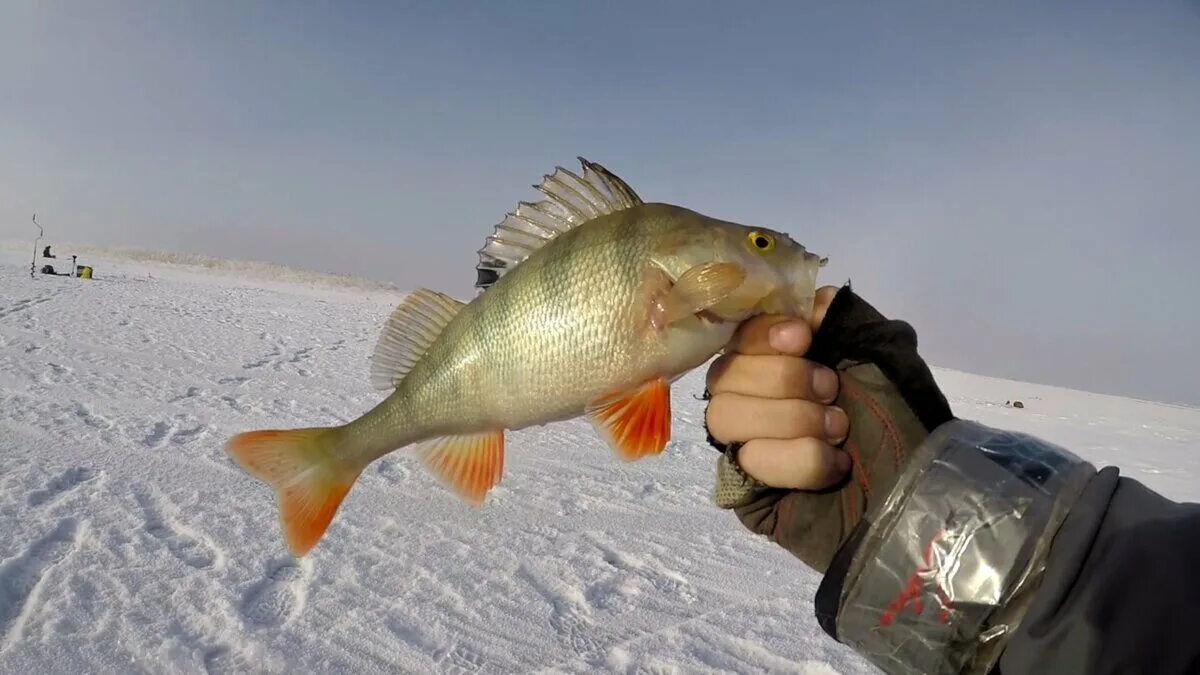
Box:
[697,309,732,326]
[760,249,825,318]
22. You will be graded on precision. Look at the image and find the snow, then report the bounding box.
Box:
[1,247,1197,674]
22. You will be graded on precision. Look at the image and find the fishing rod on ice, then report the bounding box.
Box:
[31,213,43,279]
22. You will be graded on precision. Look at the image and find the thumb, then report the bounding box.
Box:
[810,285,839,332]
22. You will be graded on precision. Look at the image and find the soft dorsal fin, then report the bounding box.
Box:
[475,157,644,291]
[369,289,465,390]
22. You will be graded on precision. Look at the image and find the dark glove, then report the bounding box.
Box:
[710,285,954,573]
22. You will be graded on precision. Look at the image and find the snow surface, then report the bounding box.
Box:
[1,247,1197,674]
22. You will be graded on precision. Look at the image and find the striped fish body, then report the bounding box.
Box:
[226,159,825,556]
[355,203,737,448]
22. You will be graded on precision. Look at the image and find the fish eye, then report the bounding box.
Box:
[747,231,775,252]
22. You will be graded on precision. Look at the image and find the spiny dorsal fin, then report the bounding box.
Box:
[369,289,465,390]
[475,157,644,291]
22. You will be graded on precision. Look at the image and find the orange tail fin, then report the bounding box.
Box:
[225,427,361,557]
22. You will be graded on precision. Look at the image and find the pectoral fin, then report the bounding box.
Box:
[586,378,671,461]
[706,278,773,320]
[650,262,746,330]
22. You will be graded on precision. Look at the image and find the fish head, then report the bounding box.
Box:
[653,208,826,323]
[723,223,827,320]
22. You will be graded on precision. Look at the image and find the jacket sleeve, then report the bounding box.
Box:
[994,468,1200,675]
[811,418,1200,675]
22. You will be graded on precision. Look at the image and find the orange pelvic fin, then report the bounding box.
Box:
[225,427,359,557]
[586,377,672,461]
[417,430,505,506]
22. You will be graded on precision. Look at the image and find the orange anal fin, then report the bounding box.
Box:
[586,378,671,461]
[417,430,505,506]
[225,427,358,557]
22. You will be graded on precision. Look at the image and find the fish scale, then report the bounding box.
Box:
[225,158,825,556]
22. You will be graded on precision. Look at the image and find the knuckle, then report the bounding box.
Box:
[704,396,734,442]
[733,314,782,354]
[744,313,779,334]
[776,357,812,398]
[780,400,823,437]
[790,438,832,486]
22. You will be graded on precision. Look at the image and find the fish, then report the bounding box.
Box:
[225,157,826,556]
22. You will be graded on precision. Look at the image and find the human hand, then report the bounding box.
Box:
[707,285,954,574]
[705,286,848,490]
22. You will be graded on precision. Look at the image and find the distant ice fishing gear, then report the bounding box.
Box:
[31,213,42,279]
[36,251,89,278]
[30,221,95,280]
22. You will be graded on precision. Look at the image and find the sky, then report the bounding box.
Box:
[2,2,1198,406]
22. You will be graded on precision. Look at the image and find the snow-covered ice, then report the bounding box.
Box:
[2,246,1197,674]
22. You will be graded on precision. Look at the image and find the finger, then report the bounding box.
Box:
[729,314,813,356]
[706,353,839,403]
[736,437,851,490]
[810,285,839,330]
[706,394,847,444]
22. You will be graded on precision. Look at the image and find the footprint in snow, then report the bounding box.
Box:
[26,467,102,507]
[167,386,203,404]
[433,644,487,674]
[139,415,209,448]
[585,576,639,615]
[203,646,252,675]
[590,534,697,604]
[142,422,172,448]
[241,347,280,370]
[0,292,57,320]
[73,402,112,430]
[42,362,73,384]
[134,490,221,570]
[241,559,310,628]
[375,458,411,484]
[551,602,605,658]
[519,563,605,658]
[220,395,251,414]
[0,519,80,644]
[287,347,312,364]
[171,422,208,444]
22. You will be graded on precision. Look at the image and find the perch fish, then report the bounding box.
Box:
[226,158,826,555]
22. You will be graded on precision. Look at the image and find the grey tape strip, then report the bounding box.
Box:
[834,420,1095,675]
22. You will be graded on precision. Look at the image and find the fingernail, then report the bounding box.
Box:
[834,451,852,474]
[825,406,849,443]
[768,321,805,353]
[811,367,838,403]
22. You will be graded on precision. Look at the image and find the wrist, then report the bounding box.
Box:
[712,448,768,509]
[815,419,1096,675]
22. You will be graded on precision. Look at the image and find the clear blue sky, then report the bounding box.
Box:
[3,2,1199,405]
